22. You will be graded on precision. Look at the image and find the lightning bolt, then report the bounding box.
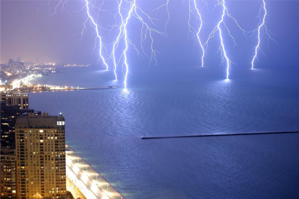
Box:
[152,0,170,31]
[43,0,269,84]
[49,0,68,17]
[218,0,231,80]
[111,0,167,91]
[111,0,125,82]
[204,0,246,80]
[45,0,110,71]
[251,0,266,69]
[84,0,109,71]
[120,0,135,92]
[188,0,206,67]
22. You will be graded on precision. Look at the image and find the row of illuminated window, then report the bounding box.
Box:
[57,121,65,126]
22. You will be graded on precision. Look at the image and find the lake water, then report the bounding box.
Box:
[29,66,299,198]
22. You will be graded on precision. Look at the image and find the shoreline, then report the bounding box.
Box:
[65,145,124,199]
[19,86,118,93]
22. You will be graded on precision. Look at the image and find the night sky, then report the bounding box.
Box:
[1,0,299,71]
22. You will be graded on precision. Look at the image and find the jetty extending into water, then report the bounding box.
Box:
[141,131,299,140]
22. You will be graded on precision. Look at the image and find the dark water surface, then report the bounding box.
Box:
[30,66,299,198]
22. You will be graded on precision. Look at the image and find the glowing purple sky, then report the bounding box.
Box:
[1,0,299,70]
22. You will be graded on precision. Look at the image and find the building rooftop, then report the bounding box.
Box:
[15,113,65,129]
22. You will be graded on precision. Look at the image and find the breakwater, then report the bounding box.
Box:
[141,131,299,140]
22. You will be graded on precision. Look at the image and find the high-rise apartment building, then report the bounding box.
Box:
[15,113,66,199]
[0,150,17,199]
[1,91,29,109]
[1,102,37,149]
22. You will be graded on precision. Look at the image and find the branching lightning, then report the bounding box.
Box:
[251,0,266,69]
[118,0,135,91]
[43,0,275,88]
[84,0,109,71]
[50,0,68,17]
[192,0,205,67]
[111,0,167,91]
[217,0,230,80]
[152,0,170,31]
[204,0,247,79]
[111,0,125,82]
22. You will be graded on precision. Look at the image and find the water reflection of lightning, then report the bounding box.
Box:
[112,0,166,91]
[84,0,109,71]
[251,0,266,69]
[192,0,205,67]
[204,0,246,79]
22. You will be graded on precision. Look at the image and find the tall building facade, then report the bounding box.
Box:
[1,102,37,149]
[1,91,29,109]
[15,113,66,199]
[0,151,17,199]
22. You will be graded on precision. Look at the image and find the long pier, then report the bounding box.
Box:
[141,131,299,140]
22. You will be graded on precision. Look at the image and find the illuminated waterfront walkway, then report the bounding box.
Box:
[66,145,124,199]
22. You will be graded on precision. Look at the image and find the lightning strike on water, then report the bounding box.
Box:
[218,0,231,80]
[120,0,135,92]
[188,0,206,67]
[48,0,119,72]
[111,0,125,82]
[251,0,266,69]
[204,0,247,80]
[43,0,275,88]
[111,0,167,91]
[84,0,109,71]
